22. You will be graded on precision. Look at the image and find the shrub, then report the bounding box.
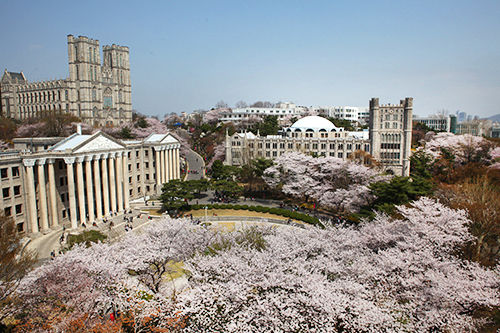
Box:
[269,208,278,215]
[241,205,248,210]
[233,205,241,210]
[213,204,220,209]
[191,204,201,210]
[226,204,233,209]
[207,204,213,209]
[262,207,270,213]
[255,206,263,212]
[248,206,256,211]
[219,204,227,209]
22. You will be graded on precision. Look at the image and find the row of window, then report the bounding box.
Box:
[247,142,366,151]
[380,143,401,150]
[2,185,21,198]
[1,167,19,179]
[247,151,352,159]
[4,204,22,217]
[17,90,63,105]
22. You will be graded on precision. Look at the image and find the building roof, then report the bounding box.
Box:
[290,116,338,131]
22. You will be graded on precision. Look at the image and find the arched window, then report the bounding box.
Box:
[94,67,97,81]
[90,66,93,81]
[103,87,113,108]
[65,90,68,101]
[118,90,122,103]
[92,87,97,101]
[76,65,79,80]
[77,90,80,101]
[74,46,78,61]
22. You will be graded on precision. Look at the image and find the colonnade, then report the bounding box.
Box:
[154,144,180,193]
[22,151,130,233]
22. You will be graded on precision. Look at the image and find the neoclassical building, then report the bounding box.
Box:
[225,98,413,177]
[0,130,180,235]
[1,35,132,126]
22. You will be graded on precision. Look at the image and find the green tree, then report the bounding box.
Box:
[118,126,135,139]
[0,117,17,142]
[211,180,244,198]
[210,160,241,181]
[135,116,149,128]
[160,179,195,211]
[250,115,280,136]
[328,117,355,131]
[190,179,211,196]
[369,176,432,215]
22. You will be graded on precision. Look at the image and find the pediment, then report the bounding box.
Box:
[159,133,179,144]
[74,133,125,153]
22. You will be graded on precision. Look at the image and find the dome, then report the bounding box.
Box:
[290,116,337,132]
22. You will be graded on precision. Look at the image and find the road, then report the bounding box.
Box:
[185,149,205,180]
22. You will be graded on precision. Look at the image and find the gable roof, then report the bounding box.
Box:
[49,131,126,153]
[143,133,179,145]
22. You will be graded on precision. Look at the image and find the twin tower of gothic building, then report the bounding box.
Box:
[1,35,132,126]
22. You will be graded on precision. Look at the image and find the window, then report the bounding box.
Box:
[321,143,326,150]
[145,150,149,157]
[145,162,149,168]
[137,187,141,193]
[347,144,352,150]
[136,151,139,157]
[266,143,270,149]
[2,188,9,198]
[146,185,150,192]
[330,144,335,150]
[146,174,150,180]
[128,164,132,171]
[15,204,22,215]
[14,186,20,196]
[288,143,293,149]
[0,168,7,179]
[61,193,66,202]
[62,210,67,218]
[103,88,113,108]
[4,207,11,217]
[312,144,318,149]
[393,122,398,129]
[385,114,391,120]
[12,167,19,177]
[137,175,140,181]
[60,177,64,186]
[137,163,140,170]
[272,143,277,149]
[338,144,343,150]
[338,152,343,158]
[330,152,335,157]
[280,143,285,149]
[273,151,277,157]
[385,122,390,129]
[129,177,132,184]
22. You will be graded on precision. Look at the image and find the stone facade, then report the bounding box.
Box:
[0,132,180,236]
[225,98,413,177]
[1,35,132,126]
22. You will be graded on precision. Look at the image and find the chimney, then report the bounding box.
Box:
[77,124,82,135]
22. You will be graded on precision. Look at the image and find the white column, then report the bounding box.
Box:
[64,157,78,229]
[123,153,130,209]
[76,157,86,226]
[109,153,117,213]
[93,156,103,220]
[101,154,110,217]
[160,148,166,185]
[175,146,180,179]
[168,147,174,181]
[155,148,161,194]
[23,159,39,234]
[116,152,124,212]
[36,159,49,231]
[47,159,59,228]
[85,156,95,223]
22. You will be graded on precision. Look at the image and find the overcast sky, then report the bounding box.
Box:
[1,0,499,118]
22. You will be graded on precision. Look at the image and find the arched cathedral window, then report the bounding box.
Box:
[92,87,97,101]
[103,87,113,108]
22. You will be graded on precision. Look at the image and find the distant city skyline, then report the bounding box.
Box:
[1,0,499,119]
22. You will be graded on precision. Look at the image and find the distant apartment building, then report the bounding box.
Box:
[413,114,457,133]
[218,102,308,123]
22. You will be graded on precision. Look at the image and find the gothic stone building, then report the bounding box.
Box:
[0,131,180,236]
[225,97,413,177]
[1,35,132,126]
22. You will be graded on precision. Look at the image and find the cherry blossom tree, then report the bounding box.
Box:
[263,152,388,213]
[203,109,225,126]
[14,203,500,332]
[206,142,225,170]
